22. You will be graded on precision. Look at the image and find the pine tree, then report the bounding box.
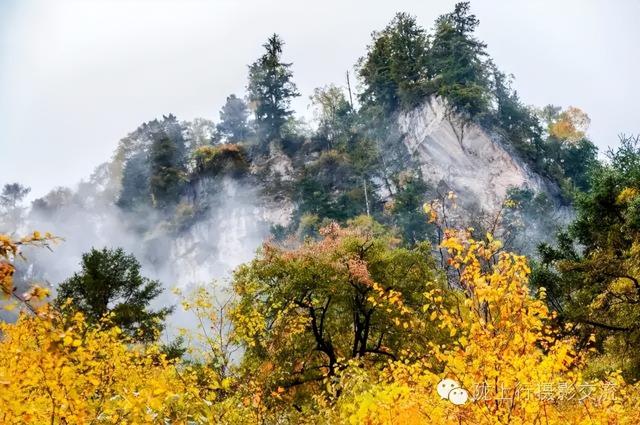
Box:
[216,94,252,142]
[117,152,150,210]
[430,2,491,116]
[358,13,431,114]
[358,33,398,114]
[148,119,187,208]
[247,34,300,143]
[56,247,172,341]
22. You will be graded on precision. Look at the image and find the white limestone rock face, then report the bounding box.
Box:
[398,97,552,212]
[169,178,293,287]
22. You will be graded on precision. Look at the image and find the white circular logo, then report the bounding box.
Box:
[448,387,469,405]
[436,378,469,405]
[437,378,459,399]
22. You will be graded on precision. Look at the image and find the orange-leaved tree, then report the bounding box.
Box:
[228,216,450,416]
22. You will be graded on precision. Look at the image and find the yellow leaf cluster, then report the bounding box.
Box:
[548,106,590,143]
[336,231,640,424]
[616,187,639,205]
[0,309,226,423]
[0,232,60,299]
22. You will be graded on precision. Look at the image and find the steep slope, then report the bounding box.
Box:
[9,97,569,306]
[398,97,557,212]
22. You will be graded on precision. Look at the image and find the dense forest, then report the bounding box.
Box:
[1,2,639,423]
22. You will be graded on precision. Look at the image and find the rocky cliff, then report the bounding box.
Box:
[398,97,557,212]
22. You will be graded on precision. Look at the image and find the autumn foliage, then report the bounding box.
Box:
[0,234,222,424]
[2,223,640,423]
[0,231,58,305]
[333,229,640,424]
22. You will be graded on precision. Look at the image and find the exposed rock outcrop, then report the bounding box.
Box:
[398,97,557,212]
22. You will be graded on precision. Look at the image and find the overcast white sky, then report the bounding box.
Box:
[1,0,638,200]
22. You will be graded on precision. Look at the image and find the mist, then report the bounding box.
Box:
[8,172,279,334]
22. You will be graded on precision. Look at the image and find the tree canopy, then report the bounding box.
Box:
[247,34,300,143]
[533,135,640,381]
[217,94,252,143]
[231,218,446,400]
[55,247,172,341]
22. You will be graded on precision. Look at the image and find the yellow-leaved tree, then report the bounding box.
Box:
[548,106,590,143]
[1,231,58,307]
[333,228,640,424]
[0,233,224,424]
